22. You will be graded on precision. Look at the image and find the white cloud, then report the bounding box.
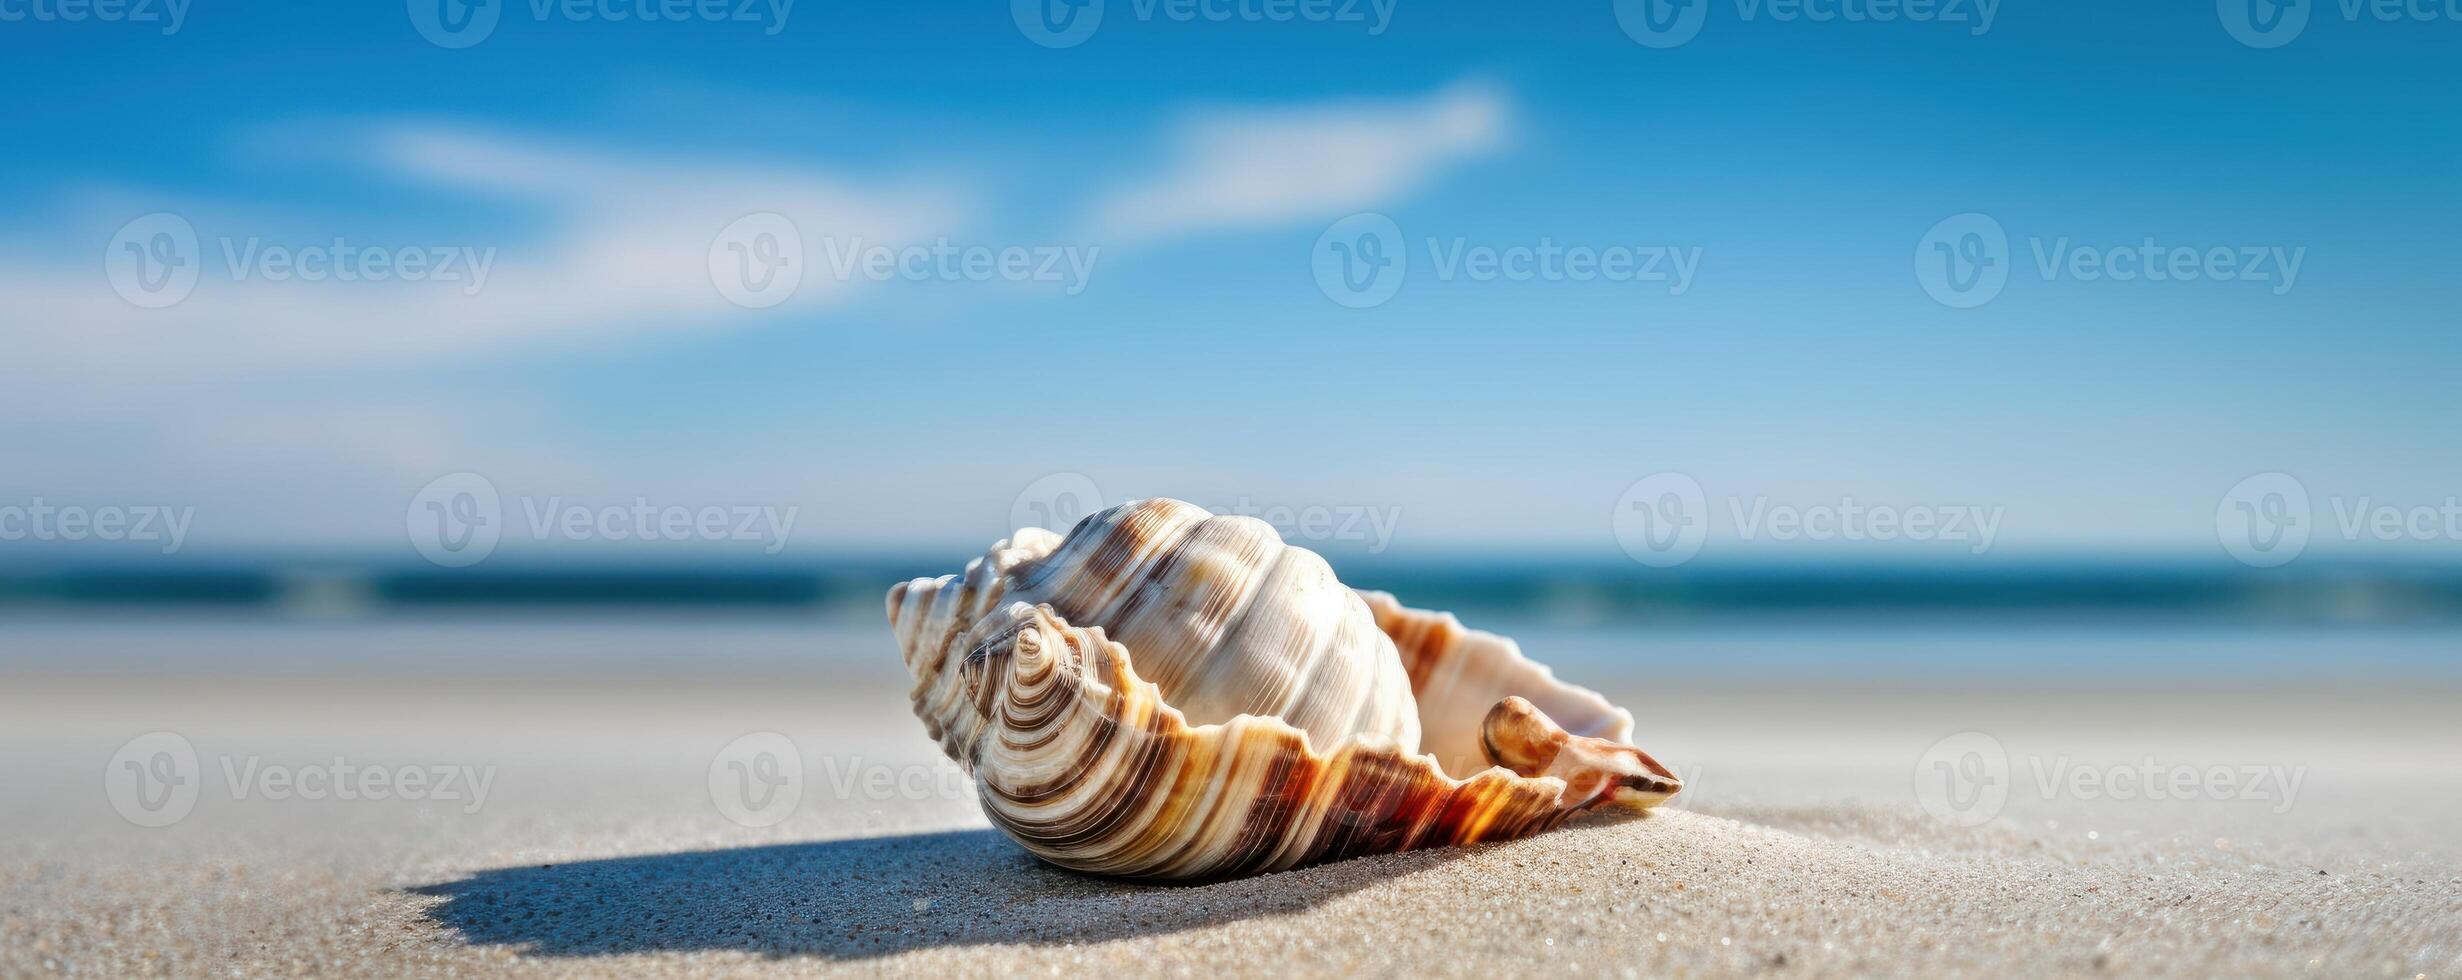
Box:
[0,123,966,397]
[0,123,974,547]
[0,89,1519,551]
[1088,80,1510,242]
[1,87,1510,403]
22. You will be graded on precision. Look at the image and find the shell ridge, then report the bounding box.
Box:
[1032,500,1206,649]
[977,608,1187,872]
[1172,522,1291,732]
[1098,511,1266,703]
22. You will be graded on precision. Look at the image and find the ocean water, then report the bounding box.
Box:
[2,559,2457,685]
[2,608,2455,689]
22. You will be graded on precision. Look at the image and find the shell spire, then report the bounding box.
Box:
[887,498,1678,880]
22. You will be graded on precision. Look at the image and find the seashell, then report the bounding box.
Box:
[887,497,1678,880]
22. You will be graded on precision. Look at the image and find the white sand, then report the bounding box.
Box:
[3,672,2456,978]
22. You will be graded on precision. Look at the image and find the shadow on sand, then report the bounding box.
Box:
[409,827,1482,960]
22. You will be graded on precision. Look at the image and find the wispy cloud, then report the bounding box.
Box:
[4,84,1511,400]
[0,121,977,547]
[2,87,1524,551]
[1087,80,1510,242]
[0,122,966,395]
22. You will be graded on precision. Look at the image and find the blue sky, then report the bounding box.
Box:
[1,1,2455,564]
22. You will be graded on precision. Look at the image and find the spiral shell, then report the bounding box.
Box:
[888,498,1678,880]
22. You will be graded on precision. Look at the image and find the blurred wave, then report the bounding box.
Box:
[6,556,2462,628]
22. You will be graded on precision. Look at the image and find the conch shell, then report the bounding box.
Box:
[888,498,1678,880]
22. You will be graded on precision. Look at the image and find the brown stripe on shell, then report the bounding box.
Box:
[946,603,1639,880]
[1366,590,1459,693]
[1013,498,1200,632]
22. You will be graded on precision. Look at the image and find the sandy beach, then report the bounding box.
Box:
[11,0,2456,973]
[4,619,2456,978]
